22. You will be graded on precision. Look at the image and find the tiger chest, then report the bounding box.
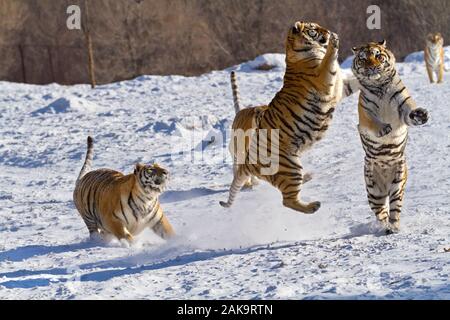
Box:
[119,197,161,234]
[427,47,442,68]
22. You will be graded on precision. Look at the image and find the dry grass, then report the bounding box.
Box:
[255,63,276,71]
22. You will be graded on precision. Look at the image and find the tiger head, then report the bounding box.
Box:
[351,40,396,82]
[134,163,169,193]
[426,32,443,47]
[285,21,331,63]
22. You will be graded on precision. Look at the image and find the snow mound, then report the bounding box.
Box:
[237,53,286,72]
[138,115,221,134]
[404,46,450,70]
[404,51,424,63]
[341,55,354,69]
[31,96,99,115]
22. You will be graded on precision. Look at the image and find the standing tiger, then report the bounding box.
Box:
[351,41,429,234]
[73,136,175,242]
[425,32,445,84]
[220,21,357,213]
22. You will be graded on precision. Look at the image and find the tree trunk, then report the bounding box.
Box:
[84,0,96,88]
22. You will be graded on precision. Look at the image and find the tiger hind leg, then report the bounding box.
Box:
[280,177,320,214]
[426,65,435,83]
[437,65,444,83]
[387,163,407,234]
[242,175,259,189]
[88,230,102,242]
[265,158,319,214]
[87,227,113,243]
[364,163,390,231]
[233,162,258,190]
[303,172,313,184]
[80,213,102,240]
[220,165,250,208]
[367,192,390,232]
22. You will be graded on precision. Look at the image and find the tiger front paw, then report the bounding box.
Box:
[387,219,400,234]
[377,123,392,137]
[219,201,231,208]
[329,32,339,49]
[409,108,429,126]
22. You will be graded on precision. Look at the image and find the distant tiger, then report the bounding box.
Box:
[220,21,357,213]
[351,40,429,233]
[73,137,175,242]
[425,32,445,83]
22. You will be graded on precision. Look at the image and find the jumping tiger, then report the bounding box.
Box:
[425,32,445,84]
[73,136,175,242]
[351,40,429,233]
[220,21,357,213]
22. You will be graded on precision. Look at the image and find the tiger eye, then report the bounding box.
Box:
[307,30,317,37]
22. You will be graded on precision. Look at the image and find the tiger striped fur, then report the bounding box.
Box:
[220,21,352,213]
[73,136,175,242]
[230,71,241,114]
[351,41,429,233]
[229,71,260,189]
[425,32,445,84]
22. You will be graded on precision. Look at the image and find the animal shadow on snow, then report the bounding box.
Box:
[0,243,299,288]
[0,241,98,289]
[160,187,227,204]
[0,241,96,263]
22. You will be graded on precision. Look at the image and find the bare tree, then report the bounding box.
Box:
[83,0,96,88]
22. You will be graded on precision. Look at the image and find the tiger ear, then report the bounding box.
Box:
[379,39,387,47]
[134,163,144,174]
[292,21,303,34]
[351,46,359,54]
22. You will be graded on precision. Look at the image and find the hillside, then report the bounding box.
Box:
[1,0,450,84]
[0,49,449,299]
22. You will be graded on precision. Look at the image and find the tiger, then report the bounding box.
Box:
[351,40,429,234]
[220,21,357,213]
[425,32,445,84]
[73,136,175,243]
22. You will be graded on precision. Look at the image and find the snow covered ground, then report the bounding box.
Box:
[0,49,448,299]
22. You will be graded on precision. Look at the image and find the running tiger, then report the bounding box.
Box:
[351,41,429,233]
[73,136,175,242]
[220,21,355,213]
[425,32,445,84]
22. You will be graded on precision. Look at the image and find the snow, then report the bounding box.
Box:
[0,50,449,299]
[343,46,450,72]
[31,96,100,115]
[405,46,450,71]
[341,55,355,69]
[235,53,286,72]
